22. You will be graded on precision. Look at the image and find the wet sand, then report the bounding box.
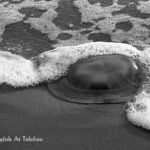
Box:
[0,84,150,150]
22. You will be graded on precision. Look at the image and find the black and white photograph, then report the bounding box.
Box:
[0,0,150,149]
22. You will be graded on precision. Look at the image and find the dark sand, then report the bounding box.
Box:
[0,84,150,150]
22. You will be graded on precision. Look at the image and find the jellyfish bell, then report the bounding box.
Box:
[68,55,140,90]
[47,54,145,104]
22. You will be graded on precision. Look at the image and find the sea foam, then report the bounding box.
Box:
[0,42,143,87]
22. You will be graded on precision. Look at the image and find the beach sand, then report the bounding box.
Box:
[0,84,150,150]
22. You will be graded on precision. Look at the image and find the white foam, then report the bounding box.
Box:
[35,42,143,82]
[137,1,150,14]
[126,91,150,130]
[0,42,143,87]
[0,51,38,87]
[0,42,146,87]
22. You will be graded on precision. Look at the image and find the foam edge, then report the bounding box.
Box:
[0,42,144,87]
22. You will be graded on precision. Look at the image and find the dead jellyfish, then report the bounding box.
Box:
[47,54,145,104]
